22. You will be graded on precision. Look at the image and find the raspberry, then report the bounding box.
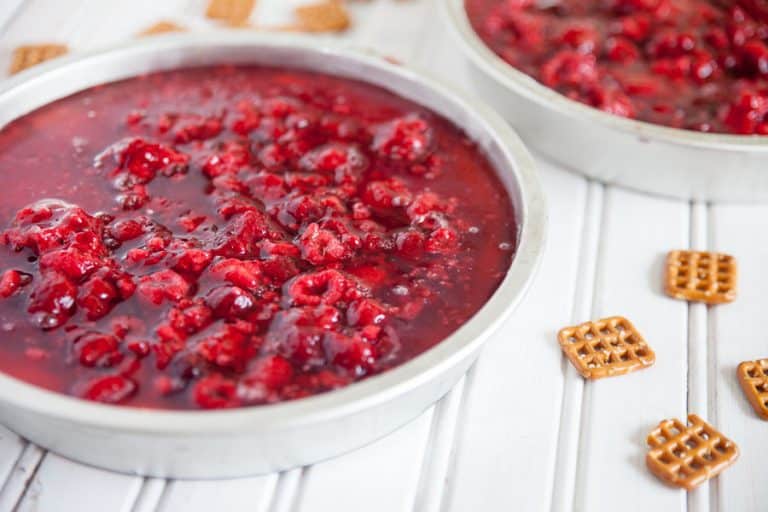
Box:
[173,114,223,144]
[137,269,190,305]
[347,298,387,326]
[171,249,213,276]
[209,258,263,290]
[79,375,137,404]
[0,270,31,298]
[362,178,412,210]
[205,285,257,319]
[210,210,269,258]
[296,222,350,265]
[77,273,120,320]
[237,355,294,403]
[27,272,77,329]
[323,332,375,375]
[285,269,359,307]
[99,137,189,187]
[192,374,238,409]
[202,141,250,178]
[195,321,254,370]
[394,229,426,259]
[371,114,433,163]
[74,332,123,368]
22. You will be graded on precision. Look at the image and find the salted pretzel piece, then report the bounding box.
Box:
[139,21,186,37]
[9,44,68,75]
[646,414,738,490]
[206,0,256,25]
[295,0,351,32]
[557,316,655,379]
[737,358,768,420]
[665,250,737,304]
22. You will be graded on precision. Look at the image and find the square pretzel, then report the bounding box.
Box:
[295,1,351,32]
[737,358,768,420]
[138,21,186,37]
[9,44,68,75]
[557,316,655,379]
[665,250,736,304]
[206,0,256,25]
[646,414,739,490]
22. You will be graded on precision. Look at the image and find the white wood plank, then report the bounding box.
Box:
[412,380,465,512]
[709,204,768,512]
[0,425,26,494]
[158,474,277,512]
[551,181,602,512]
[443,162,588,512]
[295,410,433,512]
[575,188,688,512]
[0,444,45,511]
[15,454,142,512]
[0,0,24,35]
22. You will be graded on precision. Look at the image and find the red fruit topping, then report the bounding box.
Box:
[193,374,238,409]
[79,375,137,404]
[467,0,768,133]
[0,66,514,409]
[137,269,190,305]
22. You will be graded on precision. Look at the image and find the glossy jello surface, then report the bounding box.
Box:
[466,0,768,134]
[0,65,516,409]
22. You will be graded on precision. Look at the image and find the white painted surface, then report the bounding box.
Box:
[0,1,765,511]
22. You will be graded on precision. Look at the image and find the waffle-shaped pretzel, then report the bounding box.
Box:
[665,250,737,304]
[557,316,655,379]
[9,44,68,75]
[139,21,186,37]
[646,414,739,490]
[295,1,350,32]
[206,0,256,25]
[737,358,768,420]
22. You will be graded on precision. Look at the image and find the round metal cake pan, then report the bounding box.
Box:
[443,0,768,202]
[0,33,546,479]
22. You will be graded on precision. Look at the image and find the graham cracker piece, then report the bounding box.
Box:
[646,414,739,490]
[557,316,655,380]
[138,21,186,37]
[9,44,68,75]
[737,358,768,420]
[206,0,256,25]
[665,250,737,304]
[295,0,350,32]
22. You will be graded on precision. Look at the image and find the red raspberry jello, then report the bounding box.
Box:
[0,66,516,409]
[466,0,768,134]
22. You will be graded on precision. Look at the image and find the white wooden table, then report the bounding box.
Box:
[0,1,765,511]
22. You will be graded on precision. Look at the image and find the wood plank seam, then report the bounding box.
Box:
[705,204,720,512]
[571,184,610,512]
[0,0,27,38]
[0,444,45,512]
[687,201,711,512]
[267,468,302,512]
[411,380,465,512]
[549,181,605,512]
[433,363,478,512]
